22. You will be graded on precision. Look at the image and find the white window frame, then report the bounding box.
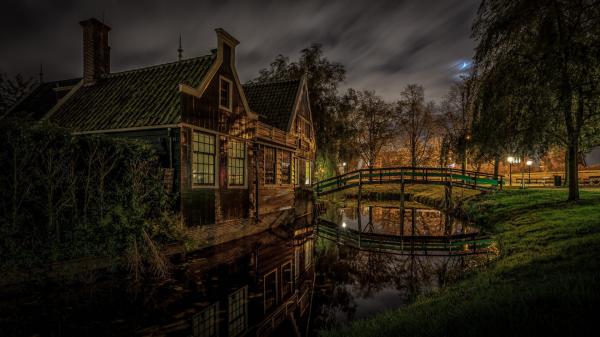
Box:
[227,140,248,189]
[192,131,219,189]
[263,269,278,313]
[219,76,233,112]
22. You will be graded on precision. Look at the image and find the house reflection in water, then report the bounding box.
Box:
[138,227,315,337]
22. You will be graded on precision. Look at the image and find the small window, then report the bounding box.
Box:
[219,77,233,111]
[192,302,219,337]
[264,147,276,185]
[228,286,247,337]
[192,132,216,186]
[228,140,246,186]
[280,151,291,184]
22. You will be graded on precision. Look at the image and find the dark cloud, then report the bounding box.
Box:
[0,0,480,101]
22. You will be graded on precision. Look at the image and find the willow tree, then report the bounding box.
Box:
[473,0,600,200]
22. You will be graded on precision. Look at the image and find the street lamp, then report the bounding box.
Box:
[342,162,347,174]
[526,160,533,184]
[507,156,515,186]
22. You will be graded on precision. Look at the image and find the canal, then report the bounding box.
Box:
[0,201,491,337]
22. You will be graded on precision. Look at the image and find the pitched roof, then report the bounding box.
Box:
[243,79,301,131]
[5,78,81,120]
[48,55,215,131]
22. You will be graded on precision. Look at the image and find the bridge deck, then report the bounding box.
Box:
[314,167,503,196]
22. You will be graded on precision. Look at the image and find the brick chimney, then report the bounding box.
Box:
[80,18,111,85]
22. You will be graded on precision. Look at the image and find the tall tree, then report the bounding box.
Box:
[397,84,436,167]
[440,76,475,173]
[473,0,600,201]
[343,89,394,169]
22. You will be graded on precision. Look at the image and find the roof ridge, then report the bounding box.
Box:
[244,78,301,87]
[104,54,214,78]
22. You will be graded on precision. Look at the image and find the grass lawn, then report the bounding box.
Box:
[320,188,600,337]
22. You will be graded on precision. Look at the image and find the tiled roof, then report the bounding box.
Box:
[5,78,81,121]
[243,79,300,131]
[49,55,215,131]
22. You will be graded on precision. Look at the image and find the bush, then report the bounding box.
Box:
[0,120,178,275]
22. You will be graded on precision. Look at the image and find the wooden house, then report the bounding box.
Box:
[4,18,316,247]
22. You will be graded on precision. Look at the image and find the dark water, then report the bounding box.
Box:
[0,202,484,337]
[311,202,484,330]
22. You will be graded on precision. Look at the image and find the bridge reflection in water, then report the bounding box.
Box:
[317,203,493,256]
[311,202,494,328]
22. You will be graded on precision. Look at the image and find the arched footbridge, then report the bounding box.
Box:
[314,167,503,196]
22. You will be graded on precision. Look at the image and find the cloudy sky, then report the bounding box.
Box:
[1,0,479,101]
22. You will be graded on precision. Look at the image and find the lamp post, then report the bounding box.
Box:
[526,160,533,184]
[342,162,347,174]
[507,156,514,186]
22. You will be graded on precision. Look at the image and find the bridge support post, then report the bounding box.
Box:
[400,174,405,252]
[358,171,362,247]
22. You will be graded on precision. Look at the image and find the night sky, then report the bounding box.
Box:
[1,0,478,101]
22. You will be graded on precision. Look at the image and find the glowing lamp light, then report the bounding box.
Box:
[507,156,515,164]
[342,162,347,166]
[526,160,533,166]
[342,222,347,228]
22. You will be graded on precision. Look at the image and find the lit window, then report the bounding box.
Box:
[280,151,291,184]
[192,302,218,337]
[192,132,216,186]
[228,286,247,337]
[228,141,246,186]
[264,147,276,185]
[219,77,232,111]
[305,161,311,185]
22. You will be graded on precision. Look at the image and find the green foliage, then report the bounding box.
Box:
[314,151,338,181]
[0,120,178,273]
[321,188,600,337]
[472,0,600,200]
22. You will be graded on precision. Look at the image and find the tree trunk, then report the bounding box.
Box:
[564,150,569,187]
[567,141,579,201]
[493,156,499,180]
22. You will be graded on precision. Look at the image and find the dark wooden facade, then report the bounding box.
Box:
[5,20,316,243]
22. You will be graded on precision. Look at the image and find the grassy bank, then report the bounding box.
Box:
[320,188,600,337]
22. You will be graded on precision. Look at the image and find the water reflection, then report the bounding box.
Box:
[310,201,488,331]
[323,203,476,236]
[1,203,488,336]
[0,227,315,337]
